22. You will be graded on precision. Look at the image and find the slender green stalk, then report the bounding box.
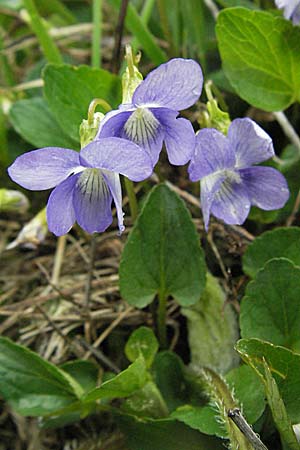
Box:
[92,0,102,67]
[129,0,156,52]
[156,0,175,56]
[157,291,167,349]
[124,177,138,221]
[23,0,63,64]
[108,0,167,65]
[0,35,15,86]
[38,0,76,24]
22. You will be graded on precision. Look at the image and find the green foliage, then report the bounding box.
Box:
[182,273,238,374]
[241,258,300,351]
[152,351,189,411]
[82,356,147,403]
[216,8,300,111]
[125,326,159,368]
[243,227,300,278]
[122,381,169,418]
[0,337,82,416]
[263,361,300,450]
[236,338,300,424]
[60,360,99,393]
[43,64,122,141]
[172,365,265,440]
[119,184,206,308]
[118,416,225,450]
[9,98,79,149]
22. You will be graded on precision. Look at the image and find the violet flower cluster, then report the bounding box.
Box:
[275,0,300,25]
[8,58,289,236]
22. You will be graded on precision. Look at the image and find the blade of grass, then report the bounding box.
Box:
[108,0,167,64]
[181,0,207,70]
[37,0,76,24]
[92,0,102,67]
[22,0,63,64]
[131,0,156,50]
[156,0,175,56]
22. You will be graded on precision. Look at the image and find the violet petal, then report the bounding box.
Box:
[46,174,78,236]
[8,147,80,190]
[80,137,153,181]
[210,177,251,225]
[239,166,290,210]
[228,118,274,169]
[152,108,195,165]
[189,128,234,181]
[102,170,125,234]
[133,58,203,111]
[73,169,113,233]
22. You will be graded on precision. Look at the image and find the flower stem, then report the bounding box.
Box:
[124,177,138,221]
[22,0,63,64]
[273,111,300,155]
[92,0,102,67]
[157,290,167,349]
[87,98,112,124]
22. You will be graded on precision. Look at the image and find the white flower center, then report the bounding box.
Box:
[124,107,159,146]
[223,169,241,184]
[76,168,109,201]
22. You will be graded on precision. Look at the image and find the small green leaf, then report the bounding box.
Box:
[182,273,239,374]
[43,64,122,141]
[9,98,79,149]
[236,338,300,423]
[243,227,300,278]
[0,337,82,416]
[118,416,225,450]
[263,361,300,450]
[152,351,189,412]
[119,184,206,308]
[125,326,159,368]
[216,8,300,111]
[60,360,99,393]
[241,258,300,351]
[83,356,147,403]
[122,381,169,418]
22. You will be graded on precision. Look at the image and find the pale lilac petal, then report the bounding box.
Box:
[46,175,78,236]
[133,59,203,110]
[96,109,132,139]
[239,166,290,210]
[228,119,274,169]
[292,4,300,24]
[210,178,251,225]
[102,170,124,233]
[275,0,300,22]
[8,147,80,190]
[80,137,153,181]
[200,173,226,230]
[152,108,195,165]
[73,170,113,234]
[188,128,235,181]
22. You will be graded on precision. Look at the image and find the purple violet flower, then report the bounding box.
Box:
[8,137,152,236]
[275,0,300,25]
[188,118,289,230]
[97,58,203,167]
